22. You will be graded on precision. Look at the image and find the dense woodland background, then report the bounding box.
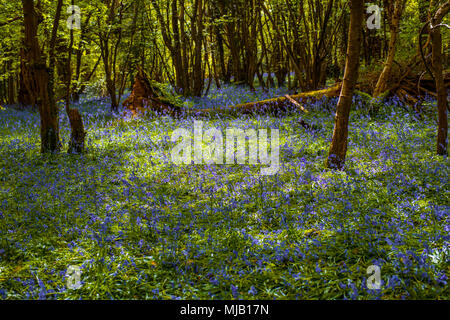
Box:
[0,0,447,99]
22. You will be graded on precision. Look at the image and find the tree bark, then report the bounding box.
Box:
[21,0,60,153]
[192,0,205,96]
[373,0,405,97]
[99,0,122,111]
[326,0,365,170]
[431,1,449,155]
[66,0,85,154]
[7,61,16,104]
[18,48,33,106]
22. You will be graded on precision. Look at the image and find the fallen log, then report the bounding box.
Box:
[188,83,342,117]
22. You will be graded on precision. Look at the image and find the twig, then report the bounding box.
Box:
[284,94,309,113]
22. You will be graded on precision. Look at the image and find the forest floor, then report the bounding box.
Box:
[0,84,448,299]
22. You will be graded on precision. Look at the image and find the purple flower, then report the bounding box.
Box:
[210,277,219,286]
[231,284,239,298]
[248,286,257,296]
[437,272,447,286]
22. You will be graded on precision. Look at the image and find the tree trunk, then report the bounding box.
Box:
[18,48,33,107]
[73,12,93,102]
[326,0,364,170]
[106,75,118,111]
[66,0,85,154]
[99,0,122,112]
[7,61,15,104]
[173,0,188,95]
[192,0,205,96]
[431,1,449,155]
[373,0,405,97]
[21,0,60,153]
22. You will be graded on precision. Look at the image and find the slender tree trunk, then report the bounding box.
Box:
[172,0,188,95]
[7,61,15,104]
[21,0,60,153]
[106,76,118,111]
[373,0,405,97]
[0,64,5,105]
[73,13,92,102]
[326,0,365,170]
[66,0,85,154]
[99,0,121,111]
[431,1,449,155]
[215,19,228,82]
[192,0,205,96]
[417,0,433,58]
